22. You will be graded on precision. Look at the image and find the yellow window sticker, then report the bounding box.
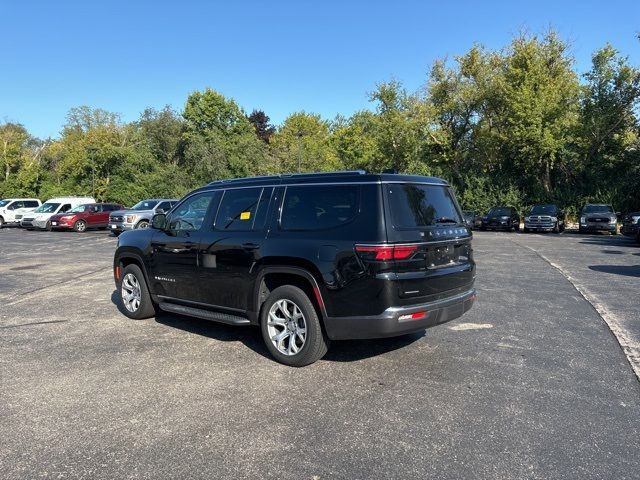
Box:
[240,211,251,220]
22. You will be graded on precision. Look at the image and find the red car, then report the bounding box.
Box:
[50,203,124,232]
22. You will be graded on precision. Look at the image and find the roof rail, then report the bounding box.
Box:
[208,170,367,185]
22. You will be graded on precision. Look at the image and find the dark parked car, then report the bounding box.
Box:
[621,211,640,239]
[524,204,565,233]
[113,171,476,366]
[50,203,124,232]
[480,206,520,232]
[462,210,482,229]
[578,204,618,234]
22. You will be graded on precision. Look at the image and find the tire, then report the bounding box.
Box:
[73,220,87,232]
[136,220,149,229]
[260,285,329,367]
[45,221,52,232]
[0,216,4,228]
[117,264,157,319]
[112,231,121,237]
[553,222,560,233]
[523,227,529,233]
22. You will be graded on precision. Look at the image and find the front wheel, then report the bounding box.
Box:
[118,264,157,319]
[73,220,87,232]
[260,285,329,367]
[136,220,149,229]
[553,222,560,233]
[0,217,4,228]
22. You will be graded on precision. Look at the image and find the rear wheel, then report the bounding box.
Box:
[73,220,87,232]
[118,264,156,319]
[260,285,329,367]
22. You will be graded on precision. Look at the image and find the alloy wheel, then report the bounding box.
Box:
[267,299,307,356]
[121,273,142,312]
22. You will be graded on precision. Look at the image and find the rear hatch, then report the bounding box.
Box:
[378,182,474,302]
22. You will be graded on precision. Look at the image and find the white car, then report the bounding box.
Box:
[0,198,42,227]
[20,197,96,230]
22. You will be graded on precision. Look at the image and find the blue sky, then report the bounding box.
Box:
[2,0,639,139]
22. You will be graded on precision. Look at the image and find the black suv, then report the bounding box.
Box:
[113,171,476,366]
[480,206,520,231]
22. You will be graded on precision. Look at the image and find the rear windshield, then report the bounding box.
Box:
[530,205,558,215]
[583,205,613,213]
[386,184,462,228]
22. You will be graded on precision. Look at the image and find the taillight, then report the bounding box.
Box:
[355,244,419,261]
[398,311,427,322]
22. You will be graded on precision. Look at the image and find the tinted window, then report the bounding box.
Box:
[216,188,263,231]
[281,185,359,231]
[387,184,461,228]
[168,193,215,232]
[25,201,40,208]
[60,204,72,213]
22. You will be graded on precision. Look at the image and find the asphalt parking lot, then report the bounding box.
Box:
[1,228,639,479]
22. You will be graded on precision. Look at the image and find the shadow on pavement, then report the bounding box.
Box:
[588,265,640,278]
[110,290,424,363]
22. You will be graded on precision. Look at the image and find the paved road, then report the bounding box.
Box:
[508,230,640,377]
[1,228,638,479]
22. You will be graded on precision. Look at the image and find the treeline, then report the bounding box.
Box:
[1,31,639,216]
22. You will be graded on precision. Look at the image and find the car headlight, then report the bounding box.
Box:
[524,216,530,222]
[126,215,137,223]
[633,216,640,224]
[550,217,557,222]
[580,216,585,224]
[609,217,616,224]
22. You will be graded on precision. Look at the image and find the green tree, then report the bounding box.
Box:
[270,112,341,173]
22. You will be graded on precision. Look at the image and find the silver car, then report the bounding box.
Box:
[108,199,177,235]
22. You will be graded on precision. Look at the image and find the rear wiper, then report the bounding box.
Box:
[434,217,458,224]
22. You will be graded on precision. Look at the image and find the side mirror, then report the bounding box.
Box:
[151,213,167,230]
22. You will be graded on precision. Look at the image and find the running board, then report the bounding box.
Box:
[158,302,250,325]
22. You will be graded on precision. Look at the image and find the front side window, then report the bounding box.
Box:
[281,185,360,231]
[167,193,216,232]
[156,201,173,213]
[68,204,89,213]
[215,188,263,231]
[387,184,461,228]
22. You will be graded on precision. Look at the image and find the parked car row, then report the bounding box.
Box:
[0,196,178,233]
[462,202,640,241]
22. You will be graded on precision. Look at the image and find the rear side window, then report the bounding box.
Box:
[281,185,359,231]
[215,188,264,231]
[386,184,461,228]
[60,204,72,213]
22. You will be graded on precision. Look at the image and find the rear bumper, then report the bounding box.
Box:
[324,288,476,340]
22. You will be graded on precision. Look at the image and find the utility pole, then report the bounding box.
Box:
[296,132,303,173]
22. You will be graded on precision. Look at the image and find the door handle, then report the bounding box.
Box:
[242,242,259,250]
